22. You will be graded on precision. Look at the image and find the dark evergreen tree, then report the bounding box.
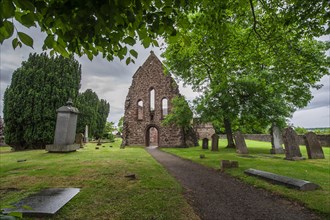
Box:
[95,99,110,139]
[3,53,81,150]
[76,89,110,139]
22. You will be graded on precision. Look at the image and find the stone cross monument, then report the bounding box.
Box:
[46,99,80,152]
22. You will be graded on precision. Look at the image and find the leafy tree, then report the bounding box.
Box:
[76,89,110,139]
[162,95,197,147]
[294,127,308,135]
[162,95,193,132]
[163,0,329,147]
[95,99,110,139]
[3,53,81,150]
[103,121,116,142]
[0,0,194,63]
[117,116,124,135]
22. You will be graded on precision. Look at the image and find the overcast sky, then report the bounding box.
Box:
[0,26,329,128]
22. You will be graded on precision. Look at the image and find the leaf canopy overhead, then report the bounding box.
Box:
[0,0,195,63]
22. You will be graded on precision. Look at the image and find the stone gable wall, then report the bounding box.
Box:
[122,52,186,147]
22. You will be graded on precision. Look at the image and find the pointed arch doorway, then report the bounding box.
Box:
[146,126,159,147]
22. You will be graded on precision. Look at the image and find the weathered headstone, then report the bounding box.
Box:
[202,138,209,149]
[304,132,324,159]
[234,131,248,154]
[244,169,320,191]
[282,127,303,160]
[270,125,284,154]
[84,125,89,143]
[97,138,102,146]
[220,160,239,171]
[3,188,80,217]
[211,134,219,151]
[75,133,84,148]
[46,99,80,152]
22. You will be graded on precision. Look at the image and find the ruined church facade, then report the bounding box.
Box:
[122,52,192,147]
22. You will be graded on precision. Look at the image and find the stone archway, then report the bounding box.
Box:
[146,126,159,147]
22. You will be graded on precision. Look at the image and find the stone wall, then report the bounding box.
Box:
[122,52,195,147]
[218,134,330,147]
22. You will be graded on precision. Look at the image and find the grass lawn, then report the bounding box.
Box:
[0,139,199,220]
[162,139,330,217]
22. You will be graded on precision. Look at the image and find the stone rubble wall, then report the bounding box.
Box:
[217,134,330,147]
[122,52,195,147]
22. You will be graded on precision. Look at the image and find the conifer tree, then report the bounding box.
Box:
[3,53,81,150]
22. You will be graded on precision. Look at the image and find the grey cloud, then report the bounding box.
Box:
[303,76,330,110]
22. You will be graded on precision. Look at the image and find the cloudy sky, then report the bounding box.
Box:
[0,25,329,128]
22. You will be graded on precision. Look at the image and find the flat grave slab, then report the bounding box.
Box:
[244,169,320,191]
[3,188,80,217]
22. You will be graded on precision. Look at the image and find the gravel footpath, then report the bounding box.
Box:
[147,147,323,220]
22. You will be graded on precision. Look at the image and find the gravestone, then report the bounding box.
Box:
[245,169,320,191]
[234,131,248,154]
[75,133,84,148]
[220,160,239,171]
[46,99,80,152]
[84,125,89,143]
[202,138,209,149]
[97,138,102,146]
[211,134,219,151]
[304,132,324,159]
[282,127,303,160]
[270,125,284,154]
[3,188,80,217]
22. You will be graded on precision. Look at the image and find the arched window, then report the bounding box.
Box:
[150,89,155,111]
[137,100,143,120]
[162,98,168,118]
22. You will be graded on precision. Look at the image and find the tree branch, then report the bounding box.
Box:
[249,0,262,40]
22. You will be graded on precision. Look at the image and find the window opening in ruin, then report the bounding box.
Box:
[162,98,168,118]
[147,126,158,147]
[137,100,143,120]
[150,89,155,111]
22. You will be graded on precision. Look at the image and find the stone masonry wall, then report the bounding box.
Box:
[218,134,330,147]
[122,52,186,147]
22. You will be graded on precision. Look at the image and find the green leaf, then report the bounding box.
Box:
[17,32,33,48]
[43,35,54,49]
[20,13,36,28]
[55,43,69,57]
[126,57,131,65]
[12,38,19,49]
[123,36,136,46]
[1,0,16,19]
[152,39,159,47]
[0,21,14,43]
[13,0,35,11]
[129,49,138,58]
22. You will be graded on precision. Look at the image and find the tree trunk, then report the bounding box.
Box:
[224,118,235,148]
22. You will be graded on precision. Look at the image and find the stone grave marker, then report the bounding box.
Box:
[211,134,219,151]
[97,138,102,146]
[75,133,84,148]
[304,132,324,159]
[245,169,320,191]
[3,188,80,217]
[46,99,80,152]
[234,131,248,154]
[270,125,284,154]
[282,127,303,160]
[84,125,89,143]
[202,138,209,149]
